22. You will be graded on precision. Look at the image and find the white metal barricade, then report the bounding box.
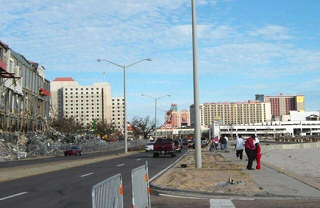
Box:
[92,173,124,208]
[131,161,151,208]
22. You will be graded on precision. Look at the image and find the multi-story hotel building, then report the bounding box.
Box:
[255,94,305,120]
[0,39,50,132]
[51,77,79,120]
[190,100,272,127]
[112,97,124,131]
[51,78,112,127]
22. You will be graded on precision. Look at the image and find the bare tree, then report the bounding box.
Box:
[51,116,84,134]
[96,120,121,141]
[131,116,154,139]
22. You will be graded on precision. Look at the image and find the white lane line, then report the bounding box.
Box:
[210,199,235,208]
[117,164,124,167]
[137,158,141,161]
[0,192,28,201]
[80,173,94,178]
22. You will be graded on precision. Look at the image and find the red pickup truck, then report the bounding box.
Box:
[153,138,176,157]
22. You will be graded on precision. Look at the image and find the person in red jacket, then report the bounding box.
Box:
[255,143,262,170]
[245,135,256,170]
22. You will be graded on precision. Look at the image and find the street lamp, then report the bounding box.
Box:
[97,58,151,153]
[141,94,170,140]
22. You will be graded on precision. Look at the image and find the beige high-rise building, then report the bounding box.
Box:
[190,100,272,127]
[112,97,124,131]
[51,78,112,127]
[51,77,80,119]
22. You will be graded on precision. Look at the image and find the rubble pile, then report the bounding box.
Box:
[0,129,127,162]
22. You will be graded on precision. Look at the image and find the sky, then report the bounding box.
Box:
[1,0,320,125]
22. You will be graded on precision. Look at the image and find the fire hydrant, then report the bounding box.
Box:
[256,144,262,170]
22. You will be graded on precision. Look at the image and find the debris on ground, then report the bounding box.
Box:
[0,129,139,162]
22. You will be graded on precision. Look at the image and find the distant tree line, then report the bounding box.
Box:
[50,116,155,141]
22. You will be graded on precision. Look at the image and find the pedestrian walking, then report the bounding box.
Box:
[224,135,229,149]
[220,136,227,150]
[214,136,219,150]
[245,135,256,170]
[235,135,245,160]
[209,137,214,151]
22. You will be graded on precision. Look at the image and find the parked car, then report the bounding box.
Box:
[187,139,194,148]
[174,139,182,153]
[201,140,207,148]
[145,142,155,152]
[182,138,188,146]
[64,146,82,156]
[176,138,183,149]
[201,138,209,148]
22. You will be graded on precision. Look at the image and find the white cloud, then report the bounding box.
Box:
[250,25,293,40]
[1,0,320,118]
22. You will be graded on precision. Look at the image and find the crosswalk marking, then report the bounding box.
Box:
[210,199,235,208]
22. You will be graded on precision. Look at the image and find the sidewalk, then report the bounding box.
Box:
[222,143,320,198]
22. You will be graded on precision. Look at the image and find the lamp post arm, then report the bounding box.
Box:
[127,58,151,68]
[97,59,124,68]
[156,94,171,101]
[141,94,155,100]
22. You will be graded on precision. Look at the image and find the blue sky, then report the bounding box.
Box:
[1,0,320,124]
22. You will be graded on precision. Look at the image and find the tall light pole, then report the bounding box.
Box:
[141,94,170,140]
[191,0,202,168]
[97,58,151,153]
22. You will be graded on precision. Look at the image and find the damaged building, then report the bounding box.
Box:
[0,39,51,133]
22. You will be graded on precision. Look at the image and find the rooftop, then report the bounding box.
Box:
[53,77,75,82]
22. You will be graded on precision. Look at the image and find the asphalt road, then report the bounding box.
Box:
[1,146,320,208]
[0,148,188,208]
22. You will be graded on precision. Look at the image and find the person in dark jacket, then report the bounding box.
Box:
[245,135,256,170]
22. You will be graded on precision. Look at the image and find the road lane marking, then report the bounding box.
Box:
[80,173,94,178]
[117,164,124,167]
[137,158,141,161]
[0,192,28,201]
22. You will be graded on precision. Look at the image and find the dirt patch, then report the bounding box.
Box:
[151,150,268,196]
